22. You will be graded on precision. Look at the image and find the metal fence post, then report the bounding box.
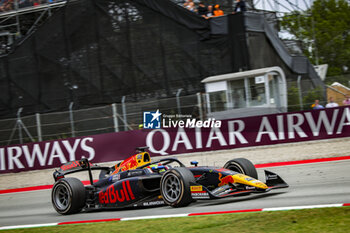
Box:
[297,75,303,110]
[69,102,75,137]
[18,108,35,144]
[176,88,183,116]
[121,96,128,131]
[18,111,23,144]
[112,103,119,132]
[205,93,211,113]
[36,113,42,141]
[8,108,34,145]
[197,92,204,121]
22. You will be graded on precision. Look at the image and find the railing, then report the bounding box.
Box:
[1,78,349,146]
[0,93,204,146]
[0,0,67,17]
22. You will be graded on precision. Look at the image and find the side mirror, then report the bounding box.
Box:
[190,161,198,167]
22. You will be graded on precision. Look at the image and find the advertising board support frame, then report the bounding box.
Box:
[112,103,119,132]
[69,102,75,137]
[7,108,34,145]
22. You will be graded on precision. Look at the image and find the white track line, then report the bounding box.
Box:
[121,213,189,221]
[0,223,58,230]
[0,203,349,231]
[263,203,344,211]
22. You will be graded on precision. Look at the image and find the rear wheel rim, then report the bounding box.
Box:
[163,174,181,202]
[54,185,70,210]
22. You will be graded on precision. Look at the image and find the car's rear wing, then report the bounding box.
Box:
[53,158,111,185]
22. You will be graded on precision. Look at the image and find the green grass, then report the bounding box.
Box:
[3,207,350,233]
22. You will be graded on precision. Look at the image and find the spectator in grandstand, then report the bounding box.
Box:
[343,94,350,106]
[183,0,195,12]
[183,0,191,7]
[197,1,207,17]
[311,99,324,110]
[188,1,196,12]
[233,0,246,13]
[206,5,214,18]
[33,0,40,6]
[18,0,35,8]
[19,0,29,8]
[0,1,5,11]
[0,0,13,12]
[325,97,339,108]
[213,4,224,17]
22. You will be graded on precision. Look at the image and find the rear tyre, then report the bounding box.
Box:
[224,158,258,179]
[160,167,195,207]
[51,177,86,215]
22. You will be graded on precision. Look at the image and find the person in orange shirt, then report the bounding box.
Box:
[213,4,224,17]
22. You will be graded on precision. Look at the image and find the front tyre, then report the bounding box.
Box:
[224,158,258,179]
[51,177,86,215]
[160,167,195,207]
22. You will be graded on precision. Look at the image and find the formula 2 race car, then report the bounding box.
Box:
[51,147,288,214]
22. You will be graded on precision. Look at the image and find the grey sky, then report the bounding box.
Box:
[253,0,312,13]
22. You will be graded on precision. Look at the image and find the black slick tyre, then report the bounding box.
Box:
[224,158,258,179]
[51,177,86,215]
[160,167,195,207]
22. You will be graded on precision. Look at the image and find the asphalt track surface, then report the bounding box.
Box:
[0,160,350,227]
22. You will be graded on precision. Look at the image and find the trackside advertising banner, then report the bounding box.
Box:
[0,106,350,174]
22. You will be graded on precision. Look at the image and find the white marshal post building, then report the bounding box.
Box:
[202,66,288,119]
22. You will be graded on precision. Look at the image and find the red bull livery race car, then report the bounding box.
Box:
[51,147,288,214]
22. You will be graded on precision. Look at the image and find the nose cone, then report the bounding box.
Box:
[251,181,268,189]
[232,174,268,190]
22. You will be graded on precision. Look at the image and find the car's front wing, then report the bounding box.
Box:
[190,170,289,200]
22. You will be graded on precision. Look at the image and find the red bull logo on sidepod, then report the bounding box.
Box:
[99,180,135,204]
